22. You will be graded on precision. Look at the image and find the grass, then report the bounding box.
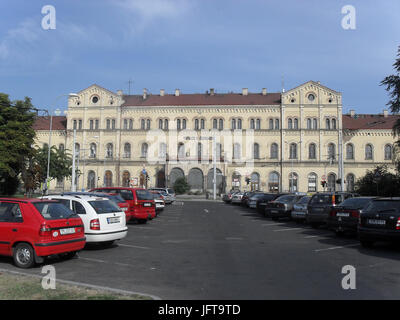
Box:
[0,272,152,300]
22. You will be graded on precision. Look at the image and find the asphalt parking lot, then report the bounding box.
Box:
[2,200,400,299]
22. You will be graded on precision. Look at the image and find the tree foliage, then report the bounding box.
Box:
[0,93,36,195]
[355,165,400,197]
[173,177,190,195]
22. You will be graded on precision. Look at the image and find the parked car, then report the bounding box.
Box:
[327,197,376,235]
[358,198,400,247]
[148,188,176,203]
[222,191,239,203]
[90,187,156,223]
[62,192,131,222]
[150,191,165,213]
[158,191,174,204]
[241,192,255,207]
[306,192,359,228]
[248,193,266,209]
[291,196,311,222]
[0,198,86,268]
[257,193,287,215]
[231,192,244,204]
[266,194,306,220]
[42,194,127,246]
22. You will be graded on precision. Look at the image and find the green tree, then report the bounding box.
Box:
[355,165,400,197]
[173,177,190,195]
[0,93,36,195]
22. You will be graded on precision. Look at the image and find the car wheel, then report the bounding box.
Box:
[272,217,279,221]
[61,251,77,259]
[310,222,320,229]
[102,241,115,248]
[360,240,374,248]
[335,230,345,237]
[137,219,147,224]
[13,243,36,269]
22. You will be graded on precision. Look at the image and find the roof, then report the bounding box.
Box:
[33,116,67,131]
[121,92,282,107]
[342,114,400,130]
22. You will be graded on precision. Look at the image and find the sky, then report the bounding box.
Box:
[0,0,399,115]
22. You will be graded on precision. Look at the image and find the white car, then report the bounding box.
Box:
[42,194,128,245]
[231,193,244,204]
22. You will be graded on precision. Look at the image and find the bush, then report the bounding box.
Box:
[355,165,400,197]
[173,177,190,195]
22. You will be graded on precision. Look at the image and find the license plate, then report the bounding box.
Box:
[368,219,386,225]
[107,217,120,224]
[336,212,350,217]
[60,228,76,235]
[271,210,278,214]
[143,203,152,207]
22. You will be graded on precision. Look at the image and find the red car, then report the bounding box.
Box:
[0,198,86,268]
[90,187,156,223]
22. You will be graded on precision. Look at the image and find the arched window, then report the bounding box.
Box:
[89,143,97,158]
[124,143,131,158]
[384,144,393,160]
[164,119,168,130]
[365,144,373,160]
[122,171,130,187]
[275,119,280,130]
[104,171,113,187]
[309,143,316,159]
[218,118,223,130]
[288,118,293,129]
[74,143,80,158]
[307,118,312,129]
[59,143,65,152]
[346,174,355,192]
[328,143,336,161]
[308,173,317,192]
[178,143,185,159]
[253,143,260,159]
[90,119,94,130]
[200,119,205,129]
[129,119,133,130]
[251,172,260,191]
[124,119,128,130]
[106,119,111,130]
[327,173,336,191]
[216,143,222,160]
[332,118,337,130]
[269,118,274,130]
[106,143,113,158]
[233,143,241,160]
[197,143,202,159]
[270,143,278,159]
[346,144,354,160]
[256,119,261,130]
[111,119,116,129]
[177,119,181,130]
[87,171,96,189]
[268,172,280,192]
[326,118,331,130]
[237,118,242,129]
[313,118,318,129]
[141,119,145,130]
[289,143,297,159]
[146,119,151,130]
[159,142,167,159]
[250,119,255,129]
[159,119,163,129]
[231,118,236,130]
[182,119,187,129]
[195,119,200,130]
[141,143,148,158]
[293,118,299,130]
[289,172,298,192]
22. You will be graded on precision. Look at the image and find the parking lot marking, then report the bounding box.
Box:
[314,243,359,252]
[261,223,284,227]
[204,209,209,213]
[79,257,107,263]
[118,243,151,250]
[273,228,303,232]
[162,239,189,244]
[304,235,319,238]
[225,237,244,241]
[128,226,159,230]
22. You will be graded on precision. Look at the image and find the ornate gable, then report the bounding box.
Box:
[68,84,124,108]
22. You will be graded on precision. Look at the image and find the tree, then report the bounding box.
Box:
[0,93,36,195]
[355,165,400,197]
[173,177,190,195]
[381,45,400,137]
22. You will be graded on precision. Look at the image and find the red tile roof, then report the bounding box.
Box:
[121,92,282,107]
[342,114,400,130]
[33,116,67,131]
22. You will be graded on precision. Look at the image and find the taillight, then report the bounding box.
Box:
[39,223,52,236]
[330,209,337,217]
[90,219,100,230]
[396,218,400,230]
[350,210,360,218]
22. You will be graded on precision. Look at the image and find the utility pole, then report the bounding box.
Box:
[213,136,217,200]
[71,128,77,191]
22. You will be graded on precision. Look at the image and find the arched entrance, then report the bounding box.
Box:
[87,170,96,189]
[207,168,223,194]
[104,171,113,187]
[232,171,241,190]
[156,169,166,188]
[170,168,185,187]
[188,168,204,192]
[122,171,130,187]
[250,172,260,191]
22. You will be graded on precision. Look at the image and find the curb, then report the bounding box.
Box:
[0,267,162,300]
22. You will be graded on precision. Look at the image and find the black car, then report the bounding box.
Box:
[358,198,400,248]
[327,197,376,235]
[266,194,306,220]
[256,193,284,215]
[306,192,359,228]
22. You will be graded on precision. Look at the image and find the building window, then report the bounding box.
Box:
[159,143,167,159]
[346,174,355,192]
[384,144,393,160]
[124,143,131,158]
[146,119,151,130]
[95,119,99,129]
[141,143,148,158]
[159,119,163,129]
[326,118,331,130]
[218,119,223,130]
[141,119,145,130]
[308,173,317,192]
[328,143,336,161]
[164,119,169,130]
[111,119,116,129]
[250,119,255,129]
[124,119,128,130]
[213,119,218,129]
[197,143,202,159]
[275,119,280,130]
[195,119,200,130]
[332,118,337,130]
[106,143,113,158]
[106,119,111,130]
[327,173,336,191]
[270,143,278,159]
[200,119,205,129]
[313,118,318,129]
[73,120,77,130]
[178,143,185,159]
[231,119,236,130]
[233,143,241,160]
[268,172,280,192]
[90,120,94,130]
[87,171,96,189]
[89,143,97,158]
[269,119,274,130]
[309,143,316,159]
[78,120,82,130]
[365,144,373,160]
[253,143,260,159]
[307,118,312,129]
[289,143,297,159]
[104,171,112,187]
[346,144,354,160]
[293,118,298,130]
[289,172,298,192]
[59,144,65,152]
[288,118,293,129]
[129,119,133,130]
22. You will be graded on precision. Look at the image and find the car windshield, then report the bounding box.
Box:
[363,200,400,213]
[275,195,297,203]
[34,202,76,220]
[310,194,333,205]
[136,190,154,200]
[167,189,174,194]
[339,197,373,209]
[89,200,121,214]
[296,196,311,205]
[118,190,134,200]
[250,194,263,199]
[107,194,126,204]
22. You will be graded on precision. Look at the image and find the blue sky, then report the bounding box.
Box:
[0,0,399,115]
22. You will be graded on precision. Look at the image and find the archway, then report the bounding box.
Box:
[207,168,223,194]
[122,171,130,187]
[156,168,166,188]
[170,167,184,187]
[188,168,204,192]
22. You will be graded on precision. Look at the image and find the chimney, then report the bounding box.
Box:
[383,109,389,118]
[349,109,355,118]
[143,88,148,100]
[210,88,215,96]
[117,90,123,96]
[160,89,165,96]
[262,88,267,96]
[242,88,248,96]
[175,89,180,96]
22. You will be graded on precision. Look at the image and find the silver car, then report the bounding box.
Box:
[231,192,244,204]
[291,196,311,221]
[149,188,176,204]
